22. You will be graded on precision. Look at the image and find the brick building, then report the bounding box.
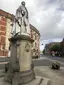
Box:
[0,9,14,57]
[30,25,40,58]
[0,9,40,58]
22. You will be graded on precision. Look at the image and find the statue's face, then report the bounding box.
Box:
[21,1,25,6]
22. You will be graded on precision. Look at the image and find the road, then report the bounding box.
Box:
[33,55,64,67]
[0,55,64,69]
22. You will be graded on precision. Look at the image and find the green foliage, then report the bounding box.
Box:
[43,49,45,55]
[50,44,61,52]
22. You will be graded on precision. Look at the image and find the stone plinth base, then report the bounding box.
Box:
[0,76,50,85]
[12,70,35,85]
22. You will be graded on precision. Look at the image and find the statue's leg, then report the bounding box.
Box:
[24,18,30,35]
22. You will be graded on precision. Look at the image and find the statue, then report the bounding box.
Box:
[4,2,35,84]
[15,1,30,35]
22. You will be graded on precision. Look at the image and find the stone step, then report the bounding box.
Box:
[24,76,51,85]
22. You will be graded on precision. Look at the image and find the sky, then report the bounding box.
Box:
[0,0,64,50]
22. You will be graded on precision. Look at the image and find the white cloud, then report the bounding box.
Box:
[0,0,64,47]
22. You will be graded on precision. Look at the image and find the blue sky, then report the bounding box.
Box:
[0,0,64,51]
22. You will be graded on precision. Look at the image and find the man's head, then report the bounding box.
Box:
[21,1,25,6]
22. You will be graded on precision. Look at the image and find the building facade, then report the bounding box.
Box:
[0,9,14,57]
[0,9,40,58]
[44,42,60,55]
[30,25,40,58]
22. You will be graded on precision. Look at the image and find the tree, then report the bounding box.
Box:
[50,44,61,56]
[50,44,60,52]
[43,49,45,55]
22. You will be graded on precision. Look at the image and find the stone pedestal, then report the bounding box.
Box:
[5,35,35,84]
[0,75,50,85]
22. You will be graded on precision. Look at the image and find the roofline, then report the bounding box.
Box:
[0,9,40,35]
[0,9,14,20]
[30,24,40,36]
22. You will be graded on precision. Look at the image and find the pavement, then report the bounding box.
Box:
[0,66,64,85]
[24,76,50,85]
[0,56,64,85]
[33,56,64,85]
[34,66,64,85]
